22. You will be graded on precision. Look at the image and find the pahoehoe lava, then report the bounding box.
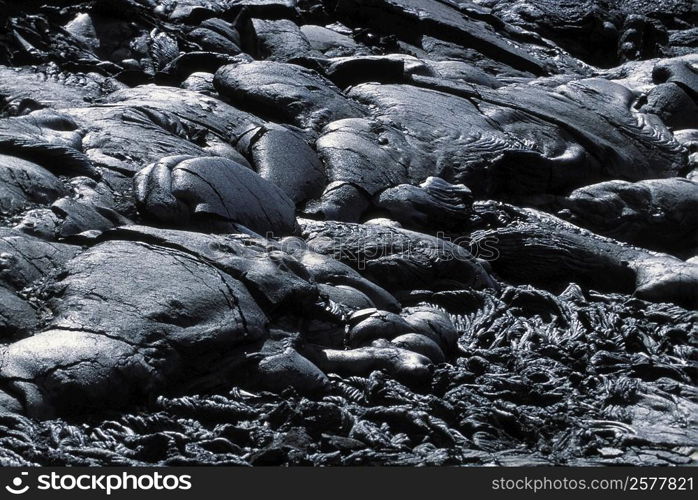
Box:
[0,0,696,466]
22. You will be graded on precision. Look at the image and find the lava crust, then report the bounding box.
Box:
[0,0,696,466]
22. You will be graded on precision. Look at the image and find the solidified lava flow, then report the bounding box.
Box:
[0,0,696,466]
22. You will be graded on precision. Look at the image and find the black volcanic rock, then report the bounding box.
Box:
[245,18,319,62]
[105,225,317,309]
[375,177,473,231]
[0,154,66,214]
[316,117,431,196]
[300,218,498,292]
[560,178,698,256]
[470,202,698,308]
[237,124,327,203]
[134,155,297,234]
[1,238,268,418]
[214,61,365,129]
[333,0,548,75]
[0,0,695,468]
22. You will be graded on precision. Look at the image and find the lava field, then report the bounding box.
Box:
[0,0,696,466]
